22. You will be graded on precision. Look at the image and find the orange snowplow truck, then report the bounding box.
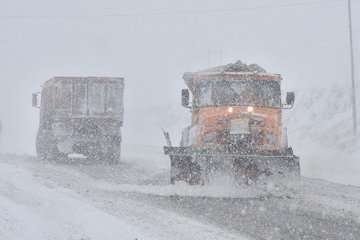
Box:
[164,61,299,184]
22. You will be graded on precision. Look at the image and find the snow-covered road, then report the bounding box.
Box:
[1,153,360,240]
[0,155,248,240]
[0,161,150,240]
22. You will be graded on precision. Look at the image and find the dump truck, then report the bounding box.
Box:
[164,61,299,184]
[32,77,124,163]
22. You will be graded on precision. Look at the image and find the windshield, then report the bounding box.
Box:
[192,80,281,108]
[54,80,123,116]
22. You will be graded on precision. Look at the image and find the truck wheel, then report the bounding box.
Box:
[105,150,120,165]
[170,156,201,185]
[233,158,260,185]
[104,138,121,165]
[36,132,54,161]
[188,161,202,185]
[36,132,66,162]
[37,143,63,162]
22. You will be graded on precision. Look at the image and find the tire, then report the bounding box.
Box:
[104,137,121,165]
[36,130,64,162]
[105,150,120,165]
[170,156,202,185]
[233,158,261,185]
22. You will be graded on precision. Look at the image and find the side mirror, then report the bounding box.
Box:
[286,92,295,106]
[32,93,40,108]
[181,89,190,108]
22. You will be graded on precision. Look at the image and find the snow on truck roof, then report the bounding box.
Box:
[183,60,282,81]
[43,76,124,87]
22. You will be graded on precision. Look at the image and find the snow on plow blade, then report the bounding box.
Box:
[164,146,300,185]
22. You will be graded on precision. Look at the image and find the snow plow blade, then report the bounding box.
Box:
[164,146,300,185]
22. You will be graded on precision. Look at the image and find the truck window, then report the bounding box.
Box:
[73,82,87,115]
[106,83,123,114]
[88,82,105,115]
[49,79,123,116]
[55,83,72,111]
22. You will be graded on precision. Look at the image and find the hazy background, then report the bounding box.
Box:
[0,0,359,171]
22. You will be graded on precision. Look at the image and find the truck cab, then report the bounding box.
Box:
[164,61,299,184]
[181,70,287,151]
[33,76,124,163]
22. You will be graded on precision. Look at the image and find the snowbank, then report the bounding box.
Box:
[0,162,152,240]
[285,86,360,185]
[0,156,250,240]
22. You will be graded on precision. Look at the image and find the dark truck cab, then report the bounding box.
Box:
[32,77,124,163]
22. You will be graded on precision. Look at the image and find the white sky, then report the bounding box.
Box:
[0,0,359,153]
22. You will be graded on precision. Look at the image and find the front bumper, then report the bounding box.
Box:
[164,146,300,184]
[56,135,121,156]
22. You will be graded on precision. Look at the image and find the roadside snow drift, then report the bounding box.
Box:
[0,157,249,240]
[0,161,152,240]
[285,86,360,185]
